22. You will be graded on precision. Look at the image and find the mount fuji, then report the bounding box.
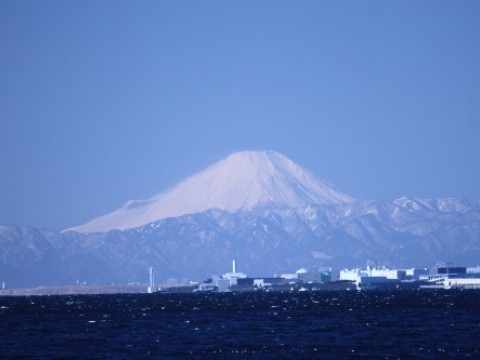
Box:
[67,151,356,233]
[1,150,480,287]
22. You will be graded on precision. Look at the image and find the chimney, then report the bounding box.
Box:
[148,267,154,293]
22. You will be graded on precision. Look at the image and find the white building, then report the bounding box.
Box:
[221,259,247,286]
[280,267,332,283]
[339,266,429,290]
[467,266,480,275]
[339,268,369,282]
[369,267,406,280]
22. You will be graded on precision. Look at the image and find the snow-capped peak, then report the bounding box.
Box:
[65,150,357,233]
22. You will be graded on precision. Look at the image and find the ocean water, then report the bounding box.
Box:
[1,290,480,359]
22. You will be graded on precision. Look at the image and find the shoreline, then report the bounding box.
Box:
[0,284,149,296]
[0,283,200,296]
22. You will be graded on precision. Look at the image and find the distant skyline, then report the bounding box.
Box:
[1,1,479,230]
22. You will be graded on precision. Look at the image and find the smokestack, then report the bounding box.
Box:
[148,267,154,293]
[232,259,236,274]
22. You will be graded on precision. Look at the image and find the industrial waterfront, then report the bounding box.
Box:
[3,261,480,297]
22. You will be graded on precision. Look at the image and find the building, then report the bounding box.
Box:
[281,267,332,283]
[221,259,247,287]
[340,266,429,290]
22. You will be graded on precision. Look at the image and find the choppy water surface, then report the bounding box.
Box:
[1,290,480,359]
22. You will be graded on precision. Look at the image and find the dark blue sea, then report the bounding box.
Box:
[1,290,480,359]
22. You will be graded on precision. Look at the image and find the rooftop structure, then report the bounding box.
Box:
[221,260,247,286]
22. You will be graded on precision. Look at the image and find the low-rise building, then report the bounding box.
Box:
[340,266,430,290]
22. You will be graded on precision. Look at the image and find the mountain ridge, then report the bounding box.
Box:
[2,197,480,287]
[2,150,479,287]
[66,151,356,233]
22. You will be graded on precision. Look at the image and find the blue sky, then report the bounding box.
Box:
[1,1,479,230]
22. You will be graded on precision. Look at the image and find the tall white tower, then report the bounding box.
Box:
[147,267,154,293]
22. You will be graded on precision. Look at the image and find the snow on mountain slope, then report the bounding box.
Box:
[3,196,480,286]
[66,151,356,233]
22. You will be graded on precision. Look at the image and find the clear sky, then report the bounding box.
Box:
[1,1,479,230]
